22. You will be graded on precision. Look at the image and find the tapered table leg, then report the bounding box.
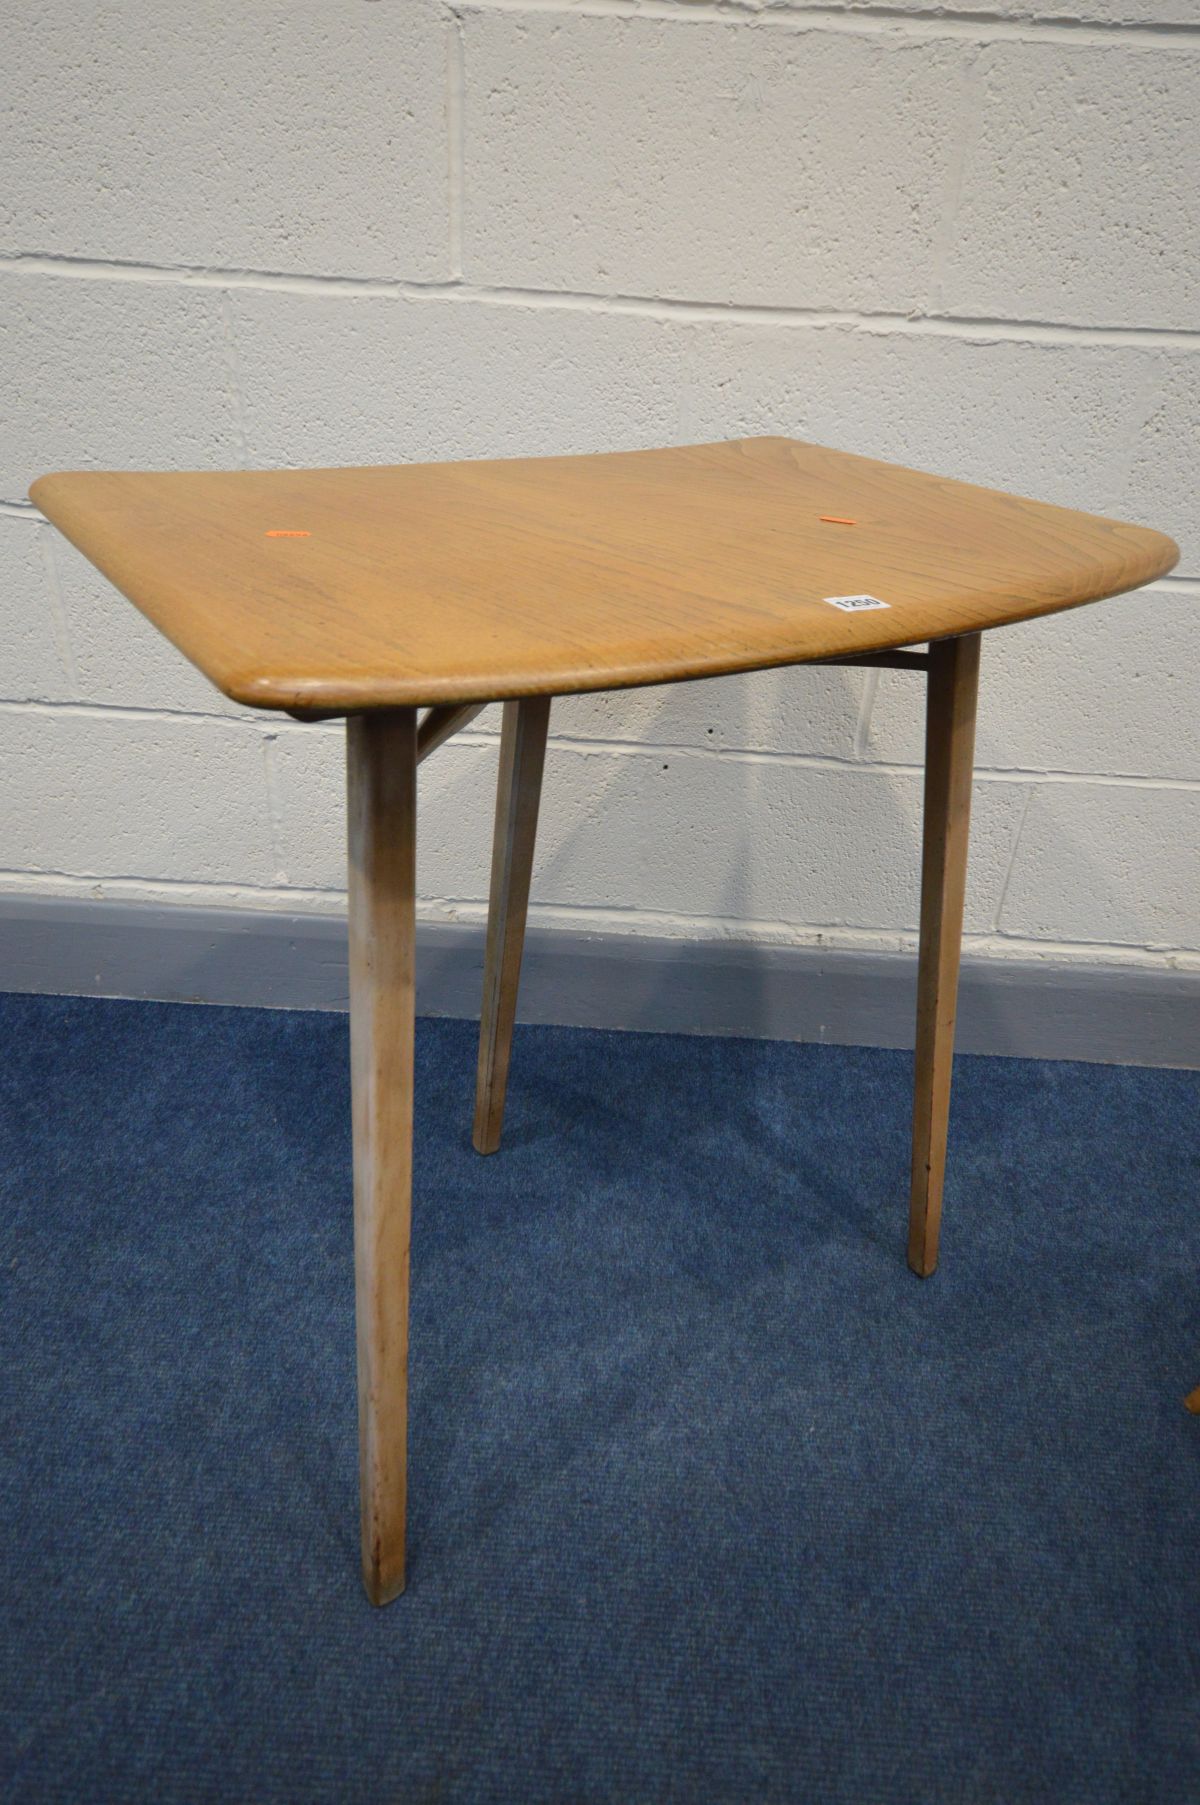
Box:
[908,634,981,1279]
[473,696,552,1155]
[347,708,417,1604]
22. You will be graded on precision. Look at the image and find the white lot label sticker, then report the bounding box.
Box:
[823,594,891,612]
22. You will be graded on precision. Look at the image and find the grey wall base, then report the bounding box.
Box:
[0,895,1196,1069]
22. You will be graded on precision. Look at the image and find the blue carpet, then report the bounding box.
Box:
[1,992,1198,1803]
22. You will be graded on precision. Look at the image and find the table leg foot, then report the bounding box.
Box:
[347,709,417,1604]
[908,634,980,1279]
[473,696,551,1155]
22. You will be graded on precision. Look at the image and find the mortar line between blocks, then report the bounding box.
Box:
[1,867,1196,971]
[3,254,1200,349]
[0,869,350,909]
[0,699,278,730]
[446,11,467,279]
[460,727,1200,792]
[3,700,1198,791]
[455,0,1200,48]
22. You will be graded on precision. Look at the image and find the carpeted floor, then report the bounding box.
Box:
[1,991,1198,1803]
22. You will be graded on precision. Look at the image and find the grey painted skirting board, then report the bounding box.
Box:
[0,894,1197,1069]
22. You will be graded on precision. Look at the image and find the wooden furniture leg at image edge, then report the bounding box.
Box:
[347,708,417,1605]
[908,633,981,1279]
[474,696,552,1155]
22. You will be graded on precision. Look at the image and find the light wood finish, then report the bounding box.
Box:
[474,697,552,1155]
[417,701,486,763]
[30,439,1177,716]
[31,437,1180,1606]
[907,635,982,1280]
[347,709,417,1605]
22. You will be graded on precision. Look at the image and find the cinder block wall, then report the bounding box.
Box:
[3,0,1197,978]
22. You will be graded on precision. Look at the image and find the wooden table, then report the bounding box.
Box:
[31,437,1178,1604]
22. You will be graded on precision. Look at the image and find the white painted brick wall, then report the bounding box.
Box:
[2,0,1197,978]
[1,0,450,279]
[0,710,277,885]
[677,325,1167,530]
[3,274,241,496]
[1120,354,1200,574]
[228,289,687,468]
[865,588,1200,781]
[943,44,1200,331]
[999,783,1200,948]
[461,16,974,310]
[0,519,66,703]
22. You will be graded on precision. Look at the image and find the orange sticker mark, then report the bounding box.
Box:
[820,515,856,526]
[265,529,311,538]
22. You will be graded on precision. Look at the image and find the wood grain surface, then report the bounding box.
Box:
[473,695,552,1157]
[907,634,982,1281]
[347,709,417,1605]
[31,438,1178,715]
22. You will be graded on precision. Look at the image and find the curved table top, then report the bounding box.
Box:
[31,437,1178,716]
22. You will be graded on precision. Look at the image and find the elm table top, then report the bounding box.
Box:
[30,437,1179,717]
